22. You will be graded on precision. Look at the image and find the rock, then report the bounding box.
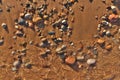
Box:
[13,60,21,68]
[76,55,84,61]
[11,50,16,55]
[12,36,17,40]
[29,40,34,45]
[12,67,18,71]
[0,8,3,12]
[106,31,111,37]
[24,13,32,20]
[56,47,62,53]
[61,45,67,50]
[105,44,112,50]
[32,16,42,23]
[118,45,120,50]
[18,18,26,25]
[24,63,32,69]
[1,23,7,29]
[48,31,55,35]
[0,39,4,45]
[15,30,24,37]
[87,59,96,65]
[65,56,76,65]
[97,39,105,45]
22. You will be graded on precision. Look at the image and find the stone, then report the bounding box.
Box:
[48,31,55,35]
[25,63,32,69]
[65,56,76,64]
[15,30,24,37]
[76,55,85,61]
[12,67,18,71]
[105,44,112,50]
[13,60,21,68]
[12,36,17,40]
[24,13,32,20]
[11,51,16,55]
[1,23,7,29]
[87,59,96,65]
[118,45,120,50]
[18,18,26,25]
[0,8,3,12]
[106,31,111,37]
[61,45,67,50]
[97,39,105,45]
[32,16,42,23]
[0,39,4,45]
[56,47,62,53]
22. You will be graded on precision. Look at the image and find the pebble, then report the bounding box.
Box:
[97,39,105,45]
[18,18,26,25]
[65,56,76,65]
[48,31,55,35]
[13,60,21,68]
[87,58,96,65]
[24,13,32,20]
[1,23,7,29]
[15,30,24,37]
[12,36,17,40]
[24,63,32,69]
[118,45,120,50]
[0,39,4,45]
[29,40,34,45]
[11,50,16,55]
[0,8,2,12]
[105,44,112,50]
[106,31,111,37]
[12,67,18,71]
[76,55,85,61]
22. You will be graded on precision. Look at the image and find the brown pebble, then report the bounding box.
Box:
[105,44,112,50]
[65,56,76,64]
[97,39,105,45]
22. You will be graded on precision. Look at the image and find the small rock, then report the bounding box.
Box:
[15,30,24,37]
[106,31,111,37]
[13,60,21,68]
[12,67,18,71]
[65,56,76,65]
[48,31,55,35]
[118,45,120,50]
[105,44,112,50]
[87,59,96,65]
[24,13,32,20]
[29,40,34,45]
[24,63,32,69]
[0,39,4,45]
[1,23,7,29]
[0,8,3,12]
[76,55,85,61]
[12,36,17,40]
[11,50,16,55]
[97,39,105,45]
[18,18,26,25]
